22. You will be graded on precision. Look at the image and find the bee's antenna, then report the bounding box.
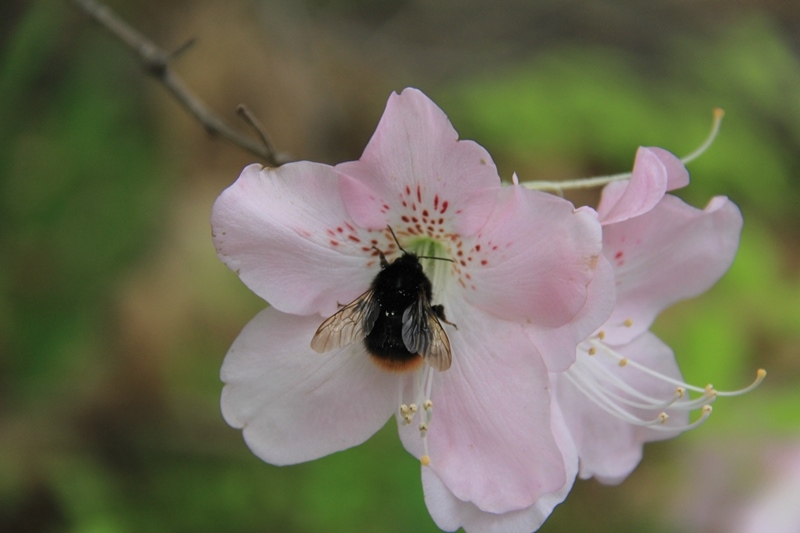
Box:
[418,255,455,263]
[386,225,407,254]
[387,225,454,263]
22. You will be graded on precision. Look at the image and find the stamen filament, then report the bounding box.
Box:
[714,368,767,397]
[590,339,710,394]
[565,367,714,432]
[579,348,687,408]
[680,108,725,165]
[564,369,672,427]
[590,340,764,397]
[520,108,725,192]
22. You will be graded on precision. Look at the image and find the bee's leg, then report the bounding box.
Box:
[431,304,457,329]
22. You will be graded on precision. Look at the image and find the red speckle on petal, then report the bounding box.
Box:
[336,226,344,233]
[480,259,488,266]
[401,215,410,222]
[326,228,336,237]
[345,222,355,232]
[440,200,449,214]
[434,195,439,209]
[422,209,429,218]
[615,251,623,259]
[330,240,339,246]
[417,185,422,203]
[348,235,361,243]
[405,185,412,196]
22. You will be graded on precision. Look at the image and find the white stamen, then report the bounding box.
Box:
[566,332,763,433]
[397,363,437,466]
[520,108,725,192]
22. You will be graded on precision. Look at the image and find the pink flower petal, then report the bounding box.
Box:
[220,307,397,465]
[420,400,578,533]
[556,332,688,484]
[336,88,501,237]
[650,147,690,190]
[597,147,671,225]
[464,187,602,328]
[602,195,743,344]
[399,304,566,514]
[212,162,383,317]
[526,255,616,372]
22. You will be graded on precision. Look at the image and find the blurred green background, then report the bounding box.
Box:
[2,1,799,532]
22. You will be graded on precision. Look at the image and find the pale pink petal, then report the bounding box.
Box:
[526,255,616,372]
[597,147,669,225]
[602,195,743,344]
[336,88,501,236]
[421,399,578,533]
[399,303,565,514]
[212,162,384,317]
[556,332,688,484]
[463,187,602,328]
[220,307,397,465]
[651,147,690,190]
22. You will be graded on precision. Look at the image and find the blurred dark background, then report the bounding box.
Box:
[2,1,799,531]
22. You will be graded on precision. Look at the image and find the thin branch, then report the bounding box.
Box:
[70,0,290,167]
[237,104,280,160]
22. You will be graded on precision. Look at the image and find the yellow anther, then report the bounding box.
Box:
[624,318,634,327]
[598,331,606,340]
[618,358,628,367]
[420,455,431,467]
[675,387,686,399]
[588,347,597,356]
[658,412,669,424]
[423,400,433,411]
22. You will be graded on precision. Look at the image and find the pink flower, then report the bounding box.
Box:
[555,147,754,484]
[212,88,609,526]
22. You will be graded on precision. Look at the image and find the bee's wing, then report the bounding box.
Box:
[401,292,452,371]
[310,290,379,353]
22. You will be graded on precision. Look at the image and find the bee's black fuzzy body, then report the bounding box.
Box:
[310,238,453,372]
[366,253,436,369]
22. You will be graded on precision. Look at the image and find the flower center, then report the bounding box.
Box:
[566,320,766,431]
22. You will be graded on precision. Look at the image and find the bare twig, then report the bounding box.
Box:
[237,104,280,160]
[70,0,289,167]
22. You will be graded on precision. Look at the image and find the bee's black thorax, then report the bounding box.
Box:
[365,253,431,362]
